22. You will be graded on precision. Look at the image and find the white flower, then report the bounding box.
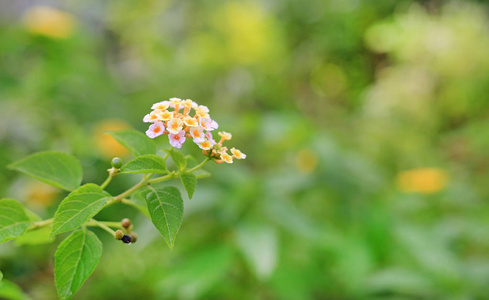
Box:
[189,126,205,143]
[168,130,186,148]
[145,121,165,139]
[167,117,184,134]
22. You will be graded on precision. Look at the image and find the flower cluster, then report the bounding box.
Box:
[144,98,246,164]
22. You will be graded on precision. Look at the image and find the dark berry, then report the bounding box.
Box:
[121,234,132,244]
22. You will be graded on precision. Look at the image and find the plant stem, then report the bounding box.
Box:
[100,174,113,189]
[27,218,53,231]
[187,157,210,173]
[98,221,121,228]
[104,176,148,207]
[121,198,143,209]
[147,172,177,184]
[87,219,116,236]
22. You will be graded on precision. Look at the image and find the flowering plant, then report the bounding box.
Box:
[0,98,245,299]
[144,97,246,163]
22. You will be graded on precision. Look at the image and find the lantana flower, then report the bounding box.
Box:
[145,121,165,139]
[168,130,186,148]
[144,97,246,163]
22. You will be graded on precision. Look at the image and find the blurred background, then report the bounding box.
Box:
[1,0,489,299]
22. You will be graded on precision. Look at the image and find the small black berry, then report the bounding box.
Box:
[121,234,132,244]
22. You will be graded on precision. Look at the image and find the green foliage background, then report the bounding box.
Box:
[1,0,489,299]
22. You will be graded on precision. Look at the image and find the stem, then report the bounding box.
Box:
[104,176,149,207]
[87,219,116,236]
[187,157,210,173]
[27,218,53,231]
[100,174,113,189]
[148,172,177,184]
[121,198,143,209]
[99,221,121,228]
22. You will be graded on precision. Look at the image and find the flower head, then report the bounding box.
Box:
[143,97,245,164]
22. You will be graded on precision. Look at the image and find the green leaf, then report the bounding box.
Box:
[0,279,31,300]
[167,149,187,170]
[55,230,102,300]
[145,187,184,249]
[180,172,197,199]
[130,191,151,218]
[0,199,31,244]
[51,184,111,237]
[106,129,156,157]
[120,154,167,174]
[8,151,82,191]
[16,226,54,246]
[0,270,2,281]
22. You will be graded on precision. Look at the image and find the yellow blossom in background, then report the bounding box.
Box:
[93,120,131,159]
[396,168,448,194]
[26,181,59,207]
[295,148,319,174]
[23,6,75,39]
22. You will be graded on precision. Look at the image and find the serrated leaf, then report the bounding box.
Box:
[55,230,102,300]
[120,154,167,174]
[180,172,197,199]
[167,149,187,170]
[146,187,184,249]
[8,151,82,191]
[129,191,151,218]
[106,130,156,157]
[0,279,31,300]
[0,199,31,244]
[51,184,111,237]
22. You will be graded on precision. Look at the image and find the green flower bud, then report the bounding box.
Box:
[111,157,123,169]
[129,232,138,243]
[114,230,124,240]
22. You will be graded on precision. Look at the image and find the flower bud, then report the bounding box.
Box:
[111,157,123,169]
[121,218,131,229]
[129,232,138,243]
[121,234,132,244]
[114,230,124,240]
